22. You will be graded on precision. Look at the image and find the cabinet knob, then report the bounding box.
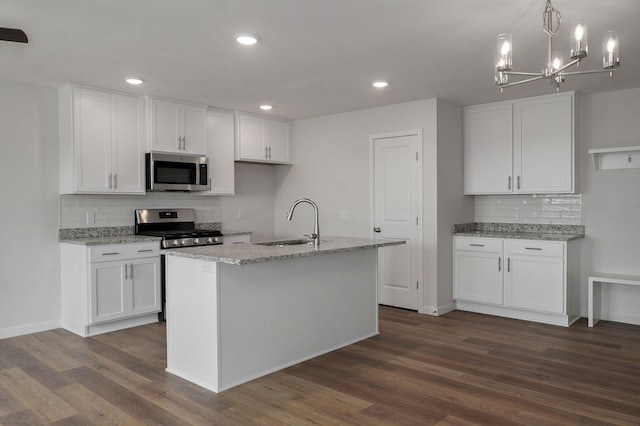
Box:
[374,227,382,233]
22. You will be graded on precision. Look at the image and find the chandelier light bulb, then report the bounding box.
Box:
[496,33,513,72]
[570,19,588,60]
[501,40,511,56]
[603,30,620,70]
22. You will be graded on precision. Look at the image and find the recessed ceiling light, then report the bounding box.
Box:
[372,80,389,88]
[260,104,273,111]
[125,77,144,85]
[235,33,261,45]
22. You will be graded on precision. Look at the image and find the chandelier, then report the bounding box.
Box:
[495,0,620,91]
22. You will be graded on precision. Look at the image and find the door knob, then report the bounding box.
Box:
[374,227,382,233]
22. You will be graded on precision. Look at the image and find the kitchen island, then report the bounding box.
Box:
[164,236,404,393]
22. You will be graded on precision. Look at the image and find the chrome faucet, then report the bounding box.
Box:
[286,198,320,246]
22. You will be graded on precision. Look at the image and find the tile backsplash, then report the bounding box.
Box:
[474,194,582,225]
[60,193,221,228]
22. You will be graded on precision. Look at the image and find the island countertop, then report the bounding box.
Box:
[164,236,405,265]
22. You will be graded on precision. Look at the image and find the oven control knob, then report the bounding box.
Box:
[207,237,214,243]
[193,238,200,244]
[172,240,179,247]
[180,240,187,246]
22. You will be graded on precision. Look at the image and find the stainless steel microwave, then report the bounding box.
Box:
[145,152,209,192]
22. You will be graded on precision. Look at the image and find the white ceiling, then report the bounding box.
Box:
[2,0,639,120]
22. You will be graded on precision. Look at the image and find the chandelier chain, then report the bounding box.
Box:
[542,0,562,36]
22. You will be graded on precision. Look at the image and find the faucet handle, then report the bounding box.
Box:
[304,233,317,240]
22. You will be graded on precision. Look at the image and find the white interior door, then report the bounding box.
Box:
[372,131,422,310]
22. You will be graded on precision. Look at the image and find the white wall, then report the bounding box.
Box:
[220,162,276,242]
[435,99,475,310]
[579,88,640,324]
[0,80,61,338]
[275,98,473,314]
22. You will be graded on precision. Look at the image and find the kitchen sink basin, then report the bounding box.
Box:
[254,238,314,247]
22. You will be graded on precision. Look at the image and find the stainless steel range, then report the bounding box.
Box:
[135,208,223,248]
[135,208,223,322]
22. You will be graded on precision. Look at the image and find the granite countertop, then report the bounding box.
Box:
[452,231,582,241]
[59,235,162,246]
[452,223,585,242]
[164,236,405,265]
[58,223,243,246]
[222,230,253,236]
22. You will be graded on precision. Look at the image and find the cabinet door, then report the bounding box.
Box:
[90,261,127,324]
[73,88,111,192]
[129,257,161,316]
[110,93,145,194]
[514,93,574,193]
[182,105,207,155]
[198,110,235,195]
[149,98,181,153]
[235,113,267,161]
[464,103,513,194]
[266,119,291,163]
[504,255,565,313]
[454,251,504,305]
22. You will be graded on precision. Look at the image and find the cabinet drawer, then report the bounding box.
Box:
[89,242,160,263]
[504,239,564,257]
[454,237,502,253]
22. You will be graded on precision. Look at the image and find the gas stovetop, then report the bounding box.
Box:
[134,209,223,248]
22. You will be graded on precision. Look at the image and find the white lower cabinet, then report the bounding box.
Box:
[62,241,161,337]
[454,238,503,305]
[454,236,580,326]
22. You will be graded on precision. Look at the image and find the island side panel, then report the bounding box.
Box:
[217,249,378,391]
[165,255,221,392]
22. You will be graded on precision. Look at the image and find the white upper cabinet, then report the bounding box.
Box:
[147,97,207,155]
[59,85,145,194]
[514,94,574,193]
[464,103,513,194]
[235,112,291,164]
[196,109,236,196]
[464,92,574,195]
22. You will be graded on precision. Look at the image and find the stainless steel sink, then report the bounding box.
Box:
[254,238,314,247]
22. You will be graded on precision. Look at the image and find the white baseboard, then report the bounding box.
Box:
[419,302,456,317]
[0,319,61,339]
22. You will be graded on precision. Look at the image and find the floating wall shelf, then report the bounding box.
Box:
[588,146,640,170]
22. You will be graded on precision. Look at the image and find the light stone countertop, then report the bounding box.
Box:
[59,235,162,246]
[452,222,585,242]
[164,236,405,265]
[452,231,583,241]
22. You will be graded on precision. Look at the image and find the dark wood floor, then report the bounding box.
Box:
[1,307,639,425]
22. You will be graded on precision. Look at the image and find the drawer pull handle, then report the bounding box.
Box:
[137,249,154,253]
[525,247,543,250]
[507,257,511,272]
[498,257,501,272]
[470,244,484,247]
[102,252,119,256]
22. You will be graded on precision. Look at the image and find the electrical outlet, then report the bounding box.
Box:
[86,212,95,224]
[339,209,348,219]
